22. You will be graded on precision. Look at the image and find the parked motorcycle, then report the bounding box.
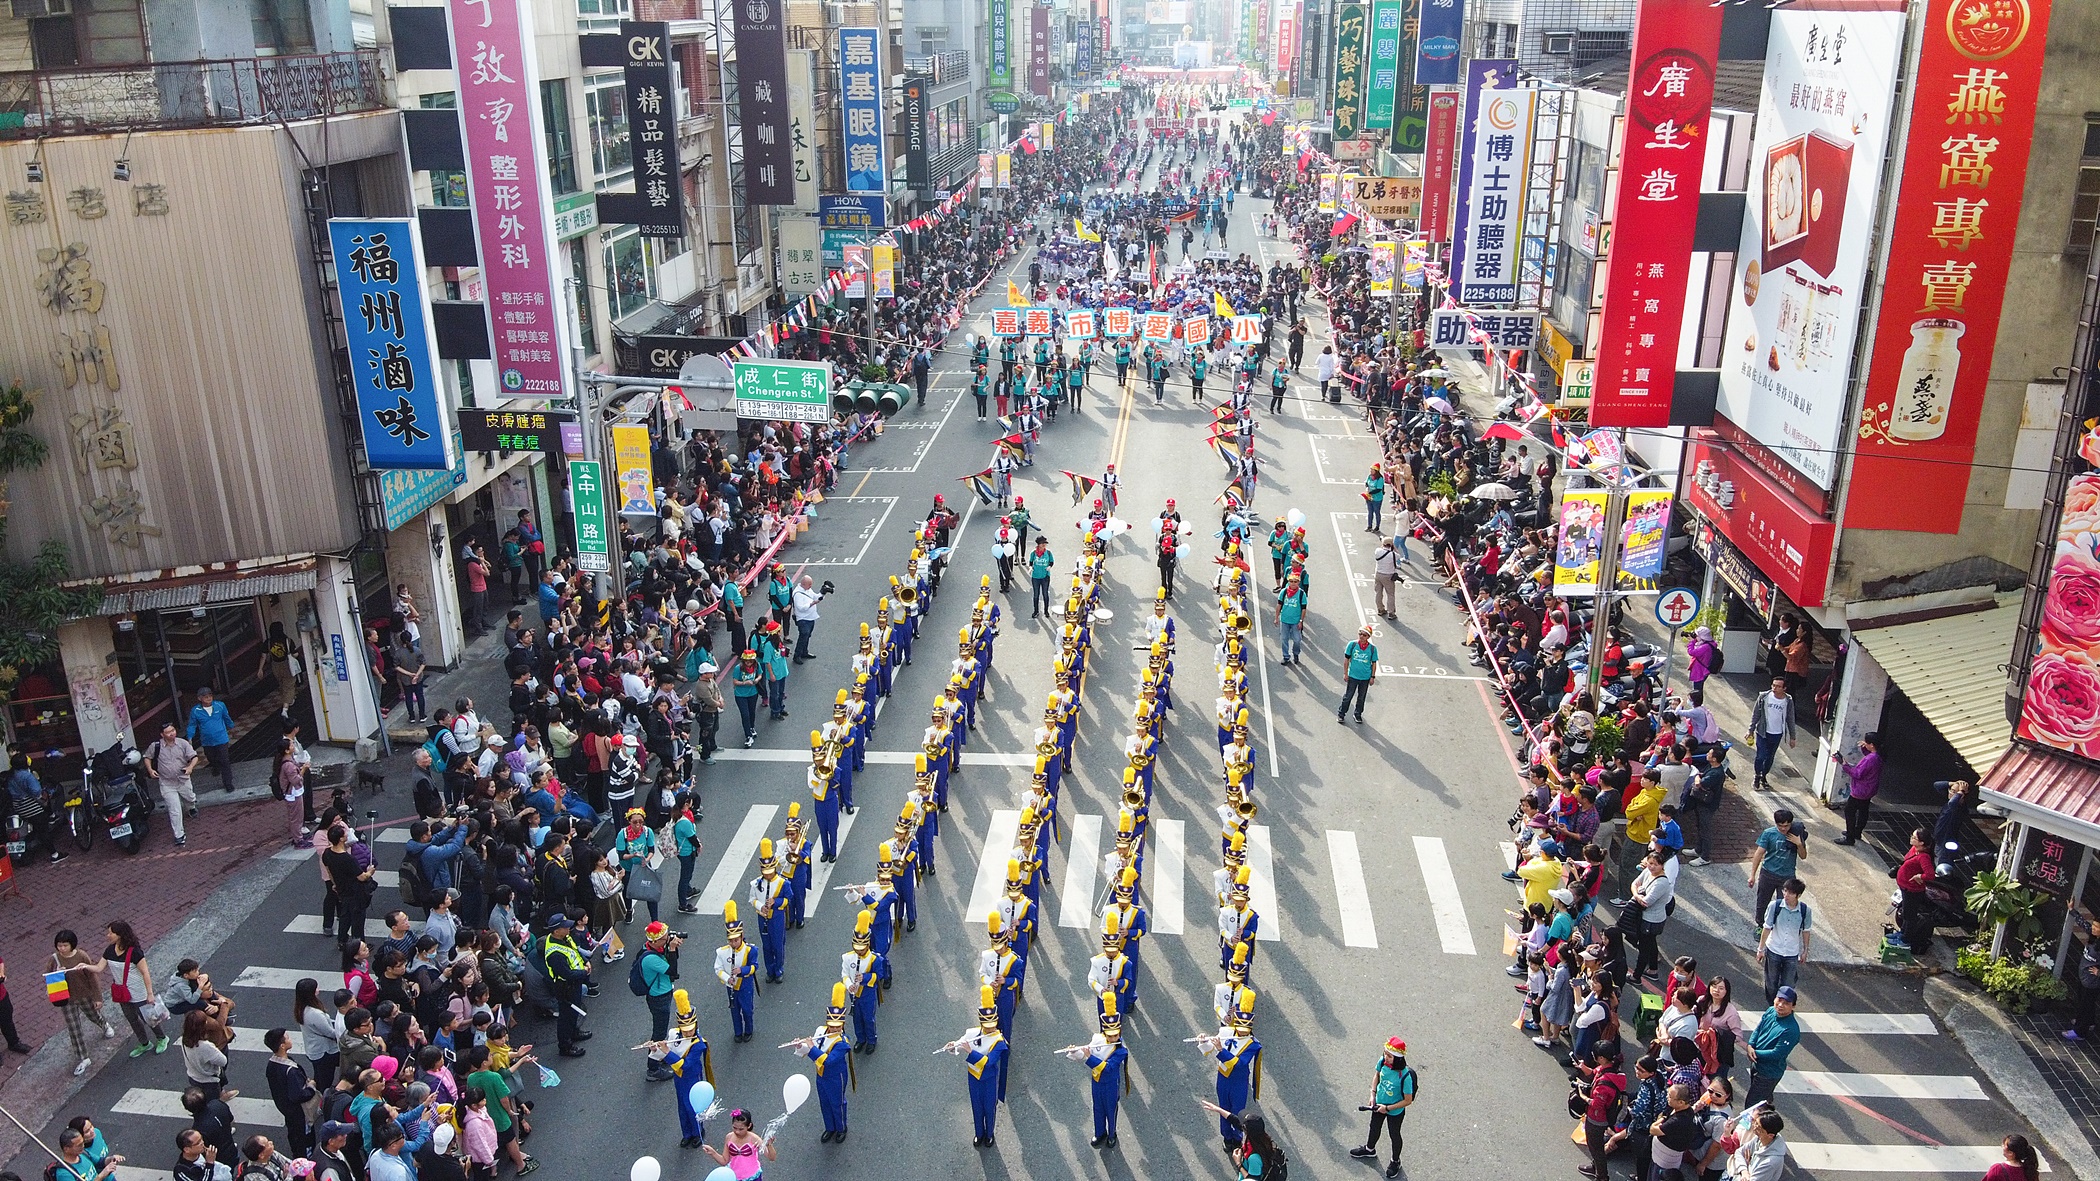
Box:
[84,741,153,854]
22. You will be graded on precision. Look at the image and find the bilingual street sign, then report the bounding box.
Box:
[732,359,835,423]
[571,459,611,574]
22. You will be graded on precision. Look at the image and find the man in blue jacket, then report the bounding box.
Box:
[186,687,236,792]
[405,817,471,899]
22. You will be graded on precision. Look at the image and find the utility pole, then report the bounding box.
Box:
[1583,470,1629,701]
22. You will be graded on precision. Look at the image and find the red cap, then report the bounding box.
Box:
[1386,1036,1407,1055]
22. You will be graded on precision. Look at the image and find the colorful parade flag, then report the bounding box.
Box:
[995,433,1028,457]
[1007,280,1028,307]
[960,468,997,505]
[1074,219,1102,243]
[1214,291,1236,318]
[1060,470,1098,504]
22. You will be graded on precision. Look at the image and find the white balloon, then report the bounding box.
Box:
[706,1169,737,1181]
[783,1073,813,1113]
[1285,508,1307,531]
[630,1157,661,1181]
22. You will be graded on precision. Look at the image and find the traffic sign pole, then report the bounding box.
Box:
[1653,587,1701,703]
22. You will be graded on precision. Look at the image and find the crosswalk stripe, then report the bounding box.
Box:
[695,804,778,917]
[1785,1143,2048,1172]
[1245,824,1279,941]
[801,806,859,921]
[377,828,409,843]
[115,1167,176,1181]
[285,913,417,936]
[1058,814,1103,928]
[965,810,1024,927]
[230,965,328,990]
[1413,836,1476,955]
[1499,841,1518,873]
[113,1086,281,1125]
[372,869,399,888]
[225,1026,276,1054]
[1326,830,1376,948]
[1150,818,1185,935]
[1793,1012,1938,1036]
[1778,1071,1987,1101]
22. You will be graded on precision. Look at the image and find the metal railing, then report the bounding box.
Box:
[0,51,388,138]
[903,50,971,85]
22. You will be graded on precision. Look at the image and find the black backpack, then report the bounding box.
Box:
[628,949,653,996]
[397,850,434,911]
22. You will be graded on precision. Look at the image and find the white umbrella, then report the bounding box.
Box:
[1468,483,1521,501]
[1425,396,1457,415]
[1415,367,1451,379]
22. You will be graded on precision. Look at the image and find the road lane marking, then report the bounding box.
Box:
[1151,817,1185,935]
[1792,1012,1939,1036]
[1245,823,1279,941]
[1307,435,1355,484]
[285,912,414,936]
[1245,552,1280,777]
[707,749,1037,765]
[793,496,900,566]
[228,966,320,990]
[113,1087,280,1125]
[1330,512,1371,631]
[1327,830,1377,948]
[695,804,778,917]
[1784,1143,2047,1173]
[1778,1072,1987,1101]
[801,804,859,920]
[964,809,1024,927]
[1413,835,1476,955]
[1058,813,1103,928]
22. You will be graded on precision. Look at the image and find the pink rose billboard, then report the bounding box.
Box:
[2018,470,2100,758]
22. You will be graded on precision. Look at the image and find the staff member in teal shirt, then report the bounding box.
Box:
[1027,538,1057,620]
[1338,626,1378,724]
[1364,465,1387,533]
[731,649,764,747]
[1275,574,1309,666]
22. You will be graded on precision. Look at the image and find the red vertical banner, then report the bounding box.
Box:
[1420,89,1459,244]
[1588,0,1724,428]
[1846,0,2052,533]
[1029,5,1051,96]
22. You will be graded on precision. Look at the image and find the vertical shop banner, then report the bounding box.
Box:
[1041,120,1055,152]
[1450,59,1529,305]
[1588,0,1723,428]
[1552,490,1608,595]
[1278,13,1295,72]
[2019,476,2100,758]
[841,243,867,299]
[996,152,1013,188]
[611,424,655,516]
[1029,5,1051,96]
[1369,240,1396,295]
[1364,0,1400,130]
[606,21,682,237]
[988,0,1014,91]
[1415,0,1464,84]
[1330,3,1368,141]
[1075,9,1093,78]
[839,27,886,195]
[871,241,896,299]
[1848,0,2053,534]
[780,216,823,296]
[978,152,995,190]
[1619,491,1674,586]
[570,460,610,572]
[1421,89,1459,242]
[329,218,454,471]
[732,0,794,204]
[787,50,818,211]
[1714,8,1904,492]
[447,0,567,398]
[1390,0,1428,152]
[902,76,931,190]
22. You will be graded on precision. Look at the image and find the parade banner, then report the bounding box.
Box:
[1847,0,2053,533]
[1620,491,1674,586]
[1415,0,1464,84]
[1066,309,1098,339]
[1318,172,1338,213]
[1040,120,1055,152]
[996,152,1013,188]
[1450,59,1529,305]
[1403,238,1426,287]
[1365,0,1401,129]
[1330,3,1368,140]
[1421,88,1459,244]
[1369,240,1396,296]
[978,152,995,190]
[839,27,886,194]
[730,0,794,203]
[871,241,895,299]
[1589,0,1723,428]
[447,0,567,398]
[991,307,1023,336]
[1104,307,1136,337]
[329,219,454,470]
[841,243,866,299]
[1552,490,1607,595]
[1143,312,1174,342]
[1232,316,1262,344]
[1025,307,1054,335]
[1184,315,1212,348]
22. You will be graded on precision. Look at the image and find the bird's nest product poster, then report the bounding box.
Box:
[2017,459,2100,759]
[1713,6,1903,491]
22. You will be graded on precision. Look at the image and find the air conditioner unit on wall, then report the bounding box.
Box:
[1543,31,1574,54]
[12,0,75,19]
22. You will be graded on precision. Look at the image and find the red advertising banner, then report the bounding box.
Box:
[1029,4,1051,96]
[1420,89,1459,244]
[1684,432,1836,608]
[1278,15,1295,72]
[1589,0,1723,428]
[1846,0,2053,533]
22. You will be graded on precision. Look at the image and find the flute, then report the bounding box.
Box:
[1050,1043,1090,1056]
[779,1037,815,1050]
[932,1037,971,1057]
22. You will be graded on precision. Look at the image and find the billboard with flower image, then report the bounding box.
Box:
[2017,450,2100,758]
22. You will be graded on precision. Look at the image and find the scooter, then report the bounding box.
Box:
[86,740,153,854]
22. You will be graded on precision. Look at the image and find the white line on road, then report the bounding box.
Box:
[1245,823,1280,941]
[1785,1143,2047,1173]
[376,828,409,843]
[1792,1012,1939,1036]
[1330,511,1371,632]
[229,966,328,990]
[1499,841,1518,873]
[1326,830,1377,948]
[1058,813,1103,928]
[695,805,778,917]
[1244,557,1280,777]
[801,805,859,920]
[285,913,417,936]
[1778,1071,1987,1101]
[113,1087,280,1125]
[1151,817,1185,935]
[1413,836,1476,955]
[795,497,900,567]
[1307,435,1354,484]
[965,809,1024,927]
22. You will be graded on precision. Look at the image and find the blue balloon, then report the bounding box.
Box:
[706,1169,735,1181]
[687,1079,716,1115]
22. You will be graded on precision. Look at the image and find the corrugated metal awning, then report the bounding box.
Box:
[86,560,319,616]
[1981,744,2100,848]
[1850,593,2019,775]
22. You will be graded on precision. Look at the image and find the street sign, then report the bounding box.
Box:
[571,459,611,573]
[732,359,835,423]
[457,408,577,453]
[1654,587,1701,631]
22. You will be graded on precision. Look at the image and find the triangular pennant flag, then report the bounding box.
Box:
[1214,291,1236,318]
[959,468,997,506]
[1008,280,1028,307]
[1060,470,1098,505]
[995,433,1027,457]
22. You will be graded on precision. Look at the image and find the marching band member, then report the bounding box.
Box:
[906,762,939,876]
[923,701,954,809]
[782,802,813,929]
[810,739,841,863]
[1209,987,1263,1149]
[1213,941,1252,1025]
[996,858,1037,973]
[855,844,899,987]
[821,698,856,813]
[958,986,1008,1147]
[659,988,712,1147]
[747,839,791,983]
[841,909,884,1054]
[790,984,854,1142]
[713,901,758,1042]
[1219,865,1260,973]
[1062,995,1129,1150]
[979,912,1021,1036]
[1086,911,1130,1021]
[952,630,983,732]
[889,805,921,932]
[1103,866,1149,1014]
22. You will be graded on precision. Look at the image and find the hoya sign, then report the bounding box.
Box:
[733,359,835,423]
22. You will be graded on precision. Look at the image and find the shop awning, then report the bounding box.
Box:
[1982,744,2100,848]
[77,558,319,617]
[1849,593,2020,775]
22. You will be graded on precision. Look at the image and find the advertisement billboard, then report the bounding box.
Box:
[1588,0,1724,428]
[902,75,930,190]
[329,219,455,471]
[731,0,794,203]
[1847,0,2054,533]
[987,0,1013,92]
[1390,0,1428,152]
[839,27,886,194]
[1713,7,1905,491]
[1449,59,1529,306]
[1415,0,1464,84]
[1421,89,1459,243]
[1029,4,1051,95]
[1365,0,1401,130]
[1331,3,1368,140]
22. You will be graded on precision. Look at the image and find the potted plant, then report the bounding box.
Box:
[1954,873,2070,1014]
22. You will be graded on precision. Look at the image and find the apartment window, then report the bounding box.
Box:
[586,72,632,183]
[569,238,598,358]
[577,0,630,17]
[250,0,315,53]
[603,226,654,322]
[2069,118,2100,259]
[416,93,468,206]
[543,80,580,196]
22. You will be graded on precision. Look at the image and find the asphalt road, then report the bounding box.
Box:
[33,139,2052,1181]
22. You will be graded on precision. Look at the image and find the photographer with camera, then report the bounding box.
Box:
[634,922,687,1081]
[791,575,834,664]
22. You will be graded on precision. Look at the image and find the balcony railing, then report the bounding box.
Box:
[904,51,972,86]
[0,51,388,139]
